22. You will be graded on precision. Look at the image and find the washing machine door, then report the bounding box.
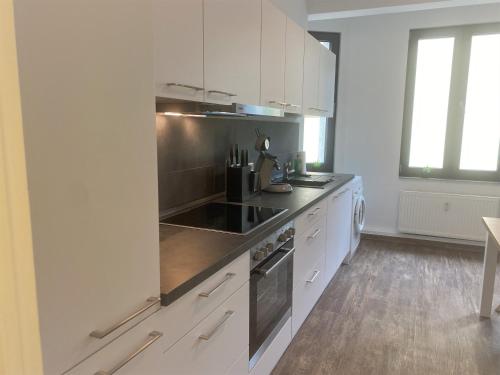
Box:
[354,195,366,233]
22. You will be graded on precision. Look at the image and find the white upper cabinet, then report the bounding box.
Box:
[303,33,336,117]
[154,0,204,101]
[284,17,305,114]
[14,1,160,373]
[302,32,321,116]
[260,0,286,109]
[319,46,336,117]
[204,0,262,105]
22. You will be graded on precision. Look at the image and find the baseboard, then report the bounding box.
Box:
[361,230,484,252]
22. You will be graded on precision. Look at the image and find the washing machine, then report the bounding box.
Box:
[346,176,365,263]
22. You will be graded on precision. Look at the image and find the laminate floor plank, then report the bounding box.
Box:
[272,238,500,375]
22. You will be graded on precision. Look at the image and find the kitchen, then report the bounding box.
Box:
[2,1,500,375]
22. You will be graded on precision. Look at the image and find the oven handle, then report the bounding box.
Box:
[255,248,294,277]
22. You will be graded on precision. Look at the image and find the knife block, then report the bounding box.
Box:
[226,166,255,203]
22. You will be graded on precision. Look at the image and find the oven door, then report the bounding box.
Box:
[249,240,294,368]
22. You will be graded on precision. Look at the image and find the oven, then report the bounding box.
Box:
[249,236,294,369]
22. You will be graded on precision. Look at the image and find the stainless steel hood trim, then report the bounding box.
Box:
[156,101,284,118]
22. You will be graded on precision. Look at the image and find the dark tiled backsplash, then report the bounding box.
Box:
[156,114,300,214]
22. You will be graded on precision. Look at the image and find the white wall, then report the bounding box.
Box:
[310,3,500,236]
[271,0,308,28]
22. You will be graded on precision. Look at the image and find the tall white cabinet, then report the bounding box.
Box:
[154,0,204,101]
[204,0,262,105]
[13,1,160,374]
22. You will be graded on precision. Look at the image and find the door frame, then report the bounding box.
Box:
[0,1,43,374]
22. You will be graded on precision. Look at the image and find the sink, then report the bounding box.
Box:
[287,173,335,188]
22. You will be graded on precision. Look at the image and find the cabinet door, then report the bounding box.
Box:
[163,283,249,375]
[154,0,204,101]
[325,188,353,284]
[319,46,336,117]
[204,0,261,105]
[302,32,320,116]
[260,0,286,109]
[284,17,305,114]
[14,1,160,374]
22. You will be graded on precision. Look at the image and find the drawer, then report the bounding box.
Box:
[226,348,250,375]
[155,252,249,352]
[292,255,324,336]
[163,282,249,375]
[294,216,326,275]
[67,311,167,375]
[295,198,327,235]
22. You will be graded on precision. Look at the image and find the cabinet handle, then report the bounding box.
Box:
[199,311,235,341]
[285,103,301,109]
[94,331,163,375]
[306,270,321,284]
[166,82,204,91]
[269,100,287,107]
[198,273,236,298]
[332,189,349,200]
[90,297,160,339]
[308,107,328,113]
[308,207,321,217]
[207,90,237,97]
[308,228,321,240]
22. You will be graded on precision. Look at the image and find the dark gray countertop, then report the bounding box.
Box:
[159,173,355,306]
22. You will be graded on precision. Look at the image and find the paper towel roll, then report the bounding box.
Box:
[297,151,306,175]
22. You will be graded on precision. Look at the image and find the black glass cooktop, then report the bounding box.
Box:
[160,202,287,235]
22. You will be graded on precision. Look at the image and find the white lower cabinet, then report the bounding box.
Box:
[227,348,250,375]
[163,281,249,375]
[292,254,325,337]
[325,188,353,284]
[66,312,167,375]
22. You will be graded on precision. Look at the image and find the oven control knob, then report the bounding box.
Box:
[265,243,274,253]
[278,233,288,242]
[253,249,266,261]
[287,228,296,237]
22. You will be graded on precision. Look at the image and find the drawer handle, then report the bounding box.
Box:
[199,273,236,298]
[308,229,321,240]
[207,89,237,97]
[308,207,321,217]
[166,82,204,92]
[306,270,321,284]
[95,331,163,375]
[199,310,235,341]
[333,189,349,200]
[90,297,160,339]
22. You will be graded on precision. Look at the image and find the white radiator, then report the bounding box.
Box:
[398,191,500,241]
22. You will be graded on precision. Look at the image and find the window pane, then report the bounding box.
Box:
[304,116,326,164]
[409,38,455,169]
[459,34,500,171]
[320,41,331,49]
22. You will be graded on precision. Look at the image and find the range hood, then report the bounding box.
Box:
[156,100,284,118]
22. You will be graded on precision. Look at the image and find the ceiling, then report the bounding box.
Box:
[307,0,500,19]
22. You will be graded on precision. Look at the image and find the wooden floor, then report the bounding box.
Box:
[272,237,500,375]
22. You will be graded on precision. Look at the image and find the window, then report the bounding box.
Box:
[303,116,327,165]
[400,23,500,181]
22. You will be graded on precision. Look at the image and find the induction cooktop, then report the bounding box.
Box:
[160,202,287,235]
